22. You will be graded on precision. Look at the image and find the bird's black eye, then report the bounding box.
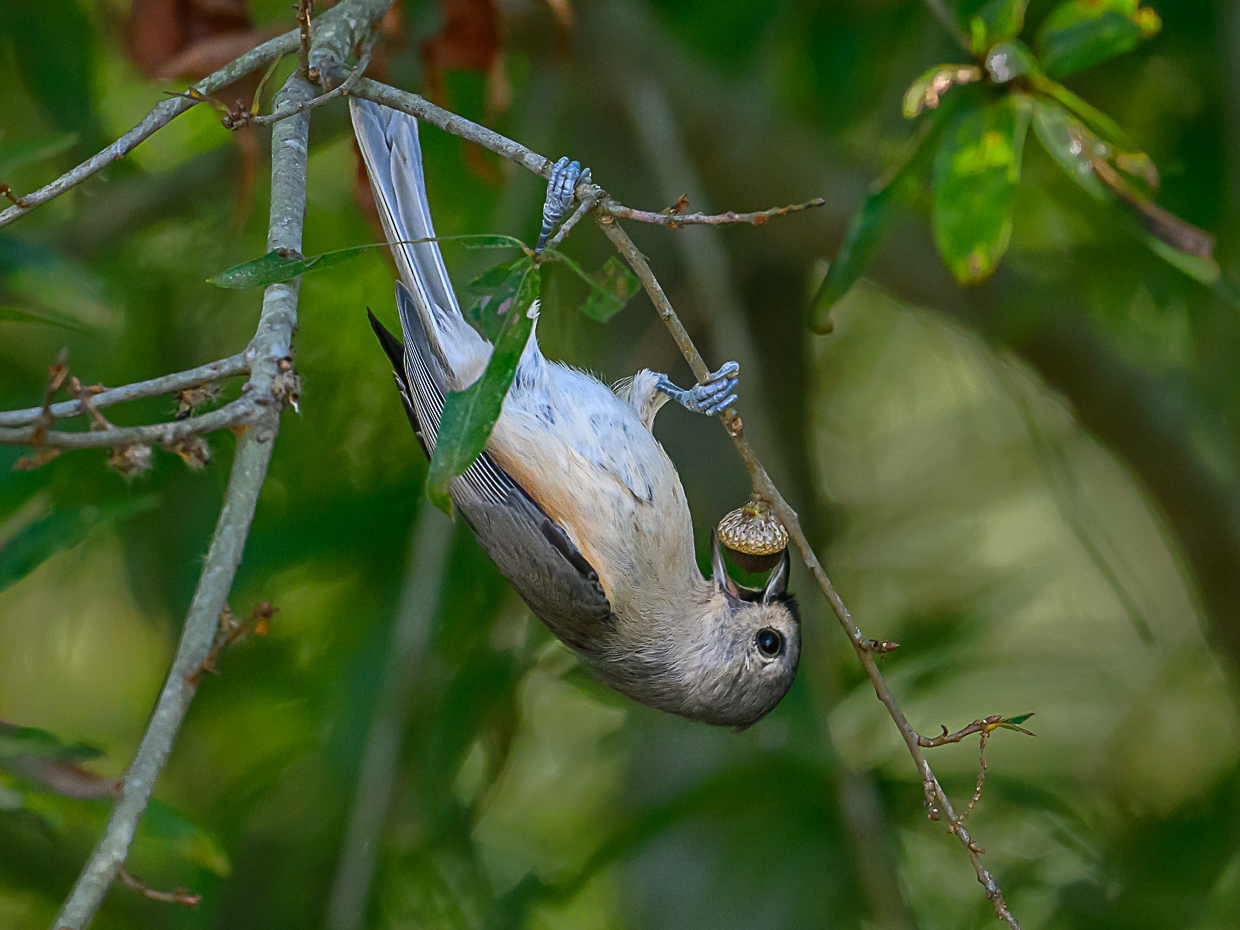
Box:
[756,628,783,658]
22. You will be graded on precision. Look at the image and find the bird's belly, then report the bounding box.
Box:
[486,375,696,605]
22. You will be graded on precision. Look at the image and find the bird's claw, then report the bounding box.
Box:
[656,361,740,417]
[536,156,591,252]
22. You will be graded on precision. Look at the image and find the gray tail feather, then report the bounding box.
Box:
[350,98,460,363]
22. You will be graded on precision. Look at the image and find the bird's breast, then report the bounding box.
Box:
[486,365,699,611]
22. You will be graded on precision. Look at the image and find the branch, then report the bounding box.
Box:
[0,398,256,450]
[250,39,373,127]
[604,196,826,228]
[0,353,249,428]
[0,0,389,229]
[325,506,453,930]
[345,72,1025,923]
[46,4,397,926]
[596,216,1023,930]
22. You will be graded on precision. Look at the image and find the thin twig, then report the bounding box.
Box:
[344,89,1028,920]
[116,869,201,908]
[961,730,990,824]
[539,189,600,255]
[595,215,1023,930]
[0,353,248,428]
[918,714,1035,749]
[604,196,827,228]
[0,0,392,230]
[43,7,404,926]
[325,507,453,930]
[0,398,258,450]
[252,39,373,126]
[297,0,317,83]
[352,78,826,238]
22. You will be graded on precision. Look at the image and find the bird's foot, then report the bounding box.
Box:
[535,156,591,252]
[655,361,740,416]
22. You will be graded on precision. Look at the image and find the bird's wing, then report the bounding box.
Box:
[369,310,614,652]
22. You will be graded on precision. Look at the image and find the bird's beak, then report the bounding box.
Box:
[762,549,790,604]
[711,532,740,596]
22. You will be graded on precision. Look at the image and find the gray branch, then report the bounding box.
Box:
[0,398,255,449]
[47,3,395,927]
[0,0,390,230]
[0,352,249,428]
[325,506,453,930]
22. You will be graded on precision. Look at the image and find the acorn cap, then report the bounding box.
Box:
[718,496,788,573]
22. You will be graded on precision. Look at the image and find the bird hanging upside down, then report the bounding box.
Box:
[352,99,800,728]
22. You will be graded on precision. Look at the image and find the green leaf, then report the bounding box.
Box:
[0,722,103,763]
[1036,0,1161,79]
[207,235,530,289]
[810,115,947,331]
[579,255,640,323]
[207,244,387,288]
[968,0,1030,55]
[902,64,983,119]
[0,495,160,594]
[1030,100,1218,286]
[540,251,641,323]
[135,799,231,877]
[465,258,534,341]
[1031,75,1135,150]
[0,133,79,177]
[0,304,93,333]
[1031,98,1109,199]
[1144,235,1220,286]
[425,266,540,513]
[996,713,1036,736]
[984,40,1039,84]
[931,95,1032,284]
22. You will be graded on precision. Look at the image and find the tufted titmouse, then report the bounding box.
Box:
[352,99,800,727]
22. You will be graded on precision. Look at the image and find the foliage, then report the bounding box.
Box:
[0,1,1238,930]
[813,0,1216,322]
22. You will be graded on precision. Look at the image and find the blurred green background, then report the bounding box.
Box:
[2,1,1239,928]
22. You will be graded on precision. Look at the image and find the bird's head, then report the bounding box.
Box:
[679,534,801,728]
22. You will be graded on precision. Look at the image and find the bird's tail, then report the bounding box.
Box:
[350,98,488,388]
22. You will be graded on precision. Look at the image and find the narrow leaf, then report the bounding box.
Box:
[0,304,92,333]
[1035,0,1161,79]
[932,95,1032,284]
[207,235,531,289]
[207,245,386,288]
[0,722,104,763]
[425,267,540,512]
[811,115,947,330]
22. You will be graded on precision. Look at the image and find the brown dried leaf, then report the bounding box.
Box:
[108,444,154,480]
[165,435,211,469]
[174,383,222,420]
[12,448,61,472]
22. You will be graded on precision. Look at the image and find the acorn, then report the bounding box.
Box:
[717,495,788,573]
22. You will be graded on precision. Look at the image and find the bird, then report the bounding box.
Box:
[352,98,800,728]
